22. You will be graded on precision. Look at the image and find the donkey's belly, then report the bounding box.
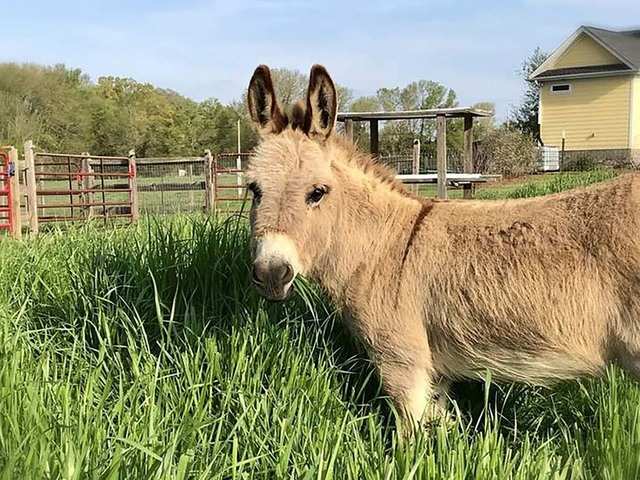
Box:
[430,341,607,384]
[426,301,611,384]
[421,247,616,384]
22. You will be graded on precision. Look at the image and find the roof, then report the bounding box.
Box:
[530,26,640,81]
[535,63,631,79]
[585,26,640,69]
[337,107,492,122]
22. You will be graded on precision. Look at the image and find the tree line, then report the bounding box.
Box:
[0,55,544,159]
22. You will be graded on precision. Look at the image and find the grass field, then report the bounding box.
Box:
[1,170,639,478]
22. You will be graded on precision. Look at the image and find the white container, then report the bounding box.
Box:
[537,146,560,172]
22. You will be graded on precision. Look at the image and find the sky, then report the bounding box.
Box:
[2,0,640,120]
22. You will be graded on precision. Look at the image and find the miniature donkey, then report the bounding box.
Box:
[244,64,640,428]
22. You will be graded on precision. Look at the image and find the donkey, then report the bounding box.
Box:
[245,64,640,428]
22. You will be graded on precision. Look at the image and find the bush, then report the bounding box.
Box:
[474,127,537,177]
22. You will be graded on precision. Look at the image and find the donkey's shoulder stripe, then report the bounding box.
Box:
[401,201,433,268]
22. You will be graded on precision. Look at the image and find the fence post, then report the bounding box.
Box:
[24,140,39,235]
[37,153,45,217]
[81,152,94,218]
[128,149,140,222]
[8,147,22,239]
[203,150,215,213]
[344,119,354,142]
[188,163,194,209]
[412,139,421,194]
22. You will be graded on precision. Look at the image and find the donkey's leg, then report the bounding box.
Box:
[433,377,451,411]
[379,362,433,424]
[615,325,640,380]
[374,338,446,432]
[612,292,640,380]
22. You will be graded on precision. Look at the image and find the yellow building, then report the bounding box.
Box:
[531,26,640,167]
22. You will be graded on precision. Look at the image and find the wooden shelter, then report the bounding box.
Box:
[337,107,492,199]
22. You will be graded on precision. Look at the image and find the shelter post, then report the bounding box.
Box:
[369,120,379,157]
[463,115,474,199]
[436,114,447,200]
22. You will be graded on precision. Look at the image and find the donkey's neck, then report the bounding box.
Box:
[311,158,425,306]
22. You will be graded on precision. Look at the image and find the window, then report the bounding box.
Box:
[550,84,571,94]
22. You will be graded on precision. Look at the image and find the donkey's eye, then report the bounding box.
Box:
[247,182,262,202]
[306,186,329,205]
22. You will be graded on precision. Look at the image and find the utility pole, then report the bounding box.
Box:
[237,119,242,198]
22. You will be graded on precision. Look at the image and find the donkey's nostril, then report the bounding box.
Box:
[252,263,268,286]
[279,263,294,284]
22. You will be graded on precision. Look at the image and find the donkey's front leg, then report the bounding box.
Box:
[373,338,445,433]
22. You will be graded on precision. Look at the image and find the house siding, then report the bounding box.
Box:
[633,76,640,149]
[540,76,631,151]
[552,33,620,69]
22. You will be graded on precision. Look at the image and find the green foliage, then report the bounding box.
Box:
[1,62,493,164]
[0,192,639,477]
[0,63,256,156]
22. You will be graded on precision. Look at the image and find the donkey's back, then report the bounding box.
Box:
[420,173,640,383]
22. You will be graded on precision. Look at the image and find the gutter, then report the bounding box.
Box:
[532,69,637,82]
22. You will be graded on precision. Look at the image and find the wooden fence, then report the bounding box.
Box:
[0,143,253,238]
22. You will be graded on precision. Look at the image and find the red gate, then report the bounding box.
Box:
[32,152,138,225]
[213,152,251,214]
[0,150,14,235]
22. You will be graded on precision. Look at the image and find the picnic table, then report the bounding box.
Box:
[396,173,500,198]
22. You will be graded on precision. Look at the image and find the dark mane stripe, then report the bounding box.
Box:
[401,201,433,267]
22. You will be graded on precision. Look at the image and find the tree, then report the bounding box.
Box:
[509,47,548,141]
[472,101,496,141]
[375,80,459,156]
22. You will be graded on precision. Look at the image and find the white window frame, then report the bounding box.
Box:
[550,83,572,95]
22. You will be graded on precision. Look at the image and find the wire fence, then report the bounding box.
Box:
[136,157,208,215]
[379,152,464,174]
[133,153,252,215]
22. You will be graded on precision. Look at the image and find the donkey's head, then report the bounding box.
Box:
[246,64,340,301]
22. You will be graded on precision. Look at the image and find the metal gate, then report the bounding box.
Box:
[213,153,251,214]
[32,151,138,226]
[0,150,14,234]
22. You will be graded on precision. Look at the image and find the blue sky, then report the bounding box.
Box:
[2,0,639,119]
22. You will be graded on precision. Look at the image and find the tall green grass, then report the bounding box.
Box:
[476,169,618,200]
[0,177,638,478]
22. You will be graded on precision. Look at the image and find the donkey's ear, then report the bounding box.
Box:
[247,65,288,135]
[303,65,337,140]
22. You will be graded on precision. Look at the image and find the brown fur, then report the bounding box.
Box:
[245,65,640,429]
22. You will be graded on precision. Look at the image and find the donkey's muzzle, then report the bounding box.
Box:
[252,260,295,301]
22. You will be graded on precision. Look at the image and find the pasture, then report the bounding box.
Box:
[0,170,638,479]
